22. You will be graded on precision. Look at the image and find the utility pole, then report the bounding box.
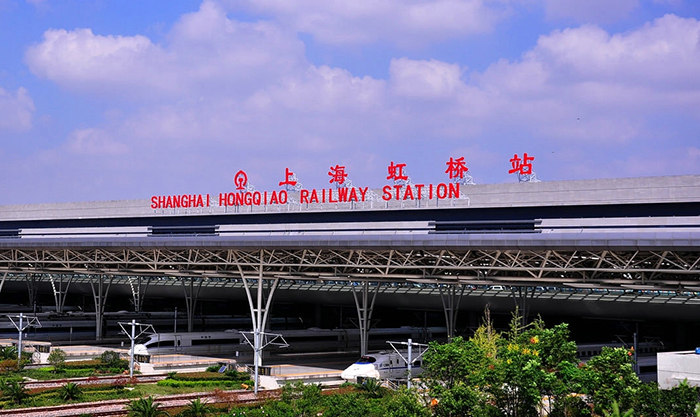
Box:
[387,338,428,389]
[118,320,155,378]
[241,331,288,394]
[7,313,41,363]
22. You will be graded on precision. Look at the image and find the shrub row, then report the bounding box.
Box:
[63,359,128,371]
[157,379,252,388]
[169,370,250,381]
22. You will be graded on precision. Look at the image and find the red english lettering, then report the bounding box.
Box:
[437,183,448,199]
[415,184,424,199]
[358,187,368,201]
[448,183,459,198]
[382,186,392,201]
[403,185,414,200]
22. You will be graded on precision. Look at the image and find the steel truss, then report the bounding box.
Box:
[0,248,697,289]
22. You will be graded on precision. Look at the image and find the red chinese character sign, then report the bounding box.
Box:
[278,167,302,192]
[387,161,408,182]
[328,165,348,186]
[508,153,540,182]
[150,155,513,211]
[445,156,475,185]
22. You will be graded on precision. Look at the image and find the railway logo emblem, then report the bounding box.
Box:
[234,170,248,190]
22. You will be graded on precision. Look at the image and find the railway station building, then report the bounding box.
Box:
[0,174,698,355]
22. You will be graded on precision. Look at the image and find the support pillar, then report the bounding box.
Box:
[351,281,379,356]
[90,275,113,341]
[0,272,7,295]
[182,277,203,332]
[439,284,466,339]
[128,276,150,313]
[49,274,73,314]
[240,250,280,394]
[25,274,38,313]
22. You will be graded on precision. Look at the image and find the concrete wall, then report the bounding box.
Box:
[657,351,700,389]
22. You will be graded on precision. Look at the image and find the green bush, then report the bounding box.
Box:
[168,371,230,381]
[0,347,17,361]
[126,396,169,417]
[63,359,102,369]
[384,387,431,417]
[99,351,123,368]
[59,382,83,401]
[60,358,128,372]
[550,394,591,417]
[0,359,19,374]
[634,380,699,417]
[47,349,67,372]
[1,380,29,404]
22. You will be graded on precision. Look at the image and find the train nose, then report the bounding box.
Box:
[341,364,380,382]
[132,344,148,355]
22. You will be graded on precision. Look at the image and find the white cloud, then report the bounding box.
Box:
[464,14,700,142]
[26,28,172,97]
[66,128,128,155]
[26,1,306,100]
[0,86,34,132]
[390,58,464,99]
[231,0,507,46]
[532,15,700,89]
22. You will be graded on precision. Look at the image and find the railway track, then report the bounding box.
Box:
[0,388,276,417]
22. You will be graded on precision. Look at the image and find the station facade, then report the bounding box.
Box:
[0,174,699,353]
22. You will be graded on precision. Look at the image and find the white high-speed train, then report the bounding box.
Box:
[132,326,446,358]
[341,351,424,382]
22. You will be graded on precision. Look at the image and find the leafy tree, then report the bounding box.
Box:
[179,398,213,416]
[59,381,83,401]
[48,348,67,372]
[580,347,640,414]
[424,310,586,417]
[127,396,170,417]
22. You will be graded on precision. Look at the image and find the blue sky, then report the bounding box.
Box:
[0,0,698,204]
